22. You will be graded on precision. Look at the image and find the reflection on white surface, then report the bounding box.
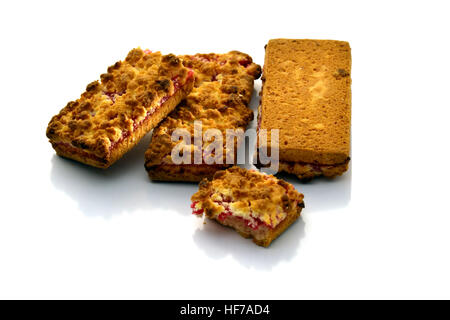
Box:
[3,0,450,298]
[50,133,198,217]
[278,165,352,214]
[193,217,305,270]
[192,168,351,269]
[49,79,351,270]
[50,128,351,270]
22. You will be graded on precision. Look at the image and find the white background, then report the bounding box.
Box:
[1,0,449,299]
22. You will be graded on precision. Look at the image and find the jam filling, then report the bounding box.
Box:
[104,90,125,103]
[191,199,271,231]
[106,51,193,151]
[238,59,252,68]
[191,201,204,216]
[281,158,350,172]
[216,200,267,230]
[191,178,302,231]
[256,104,262,133]
[190,55,251,68]
[56,70,194,160]
[149,163,227,169]
[108,70,194,152]
[53,142,108,164]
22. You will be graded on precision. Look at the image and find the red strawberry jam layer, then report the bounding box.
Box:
[191,200,271,231]
[104,91,125,103]
[238,59,252,68]
[53,142,109,165]
[173,69,194,90]
[105,50,193,151]
[55,70,194,160]
[189,54,251,68]
[279,159,350,171]
[108,70,194,152]
[191,201,204,216]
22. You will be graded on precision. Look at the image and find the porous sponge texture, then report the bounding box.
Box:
[260,39,351,165]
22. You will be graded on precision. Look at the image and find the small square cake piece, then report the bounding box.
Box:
[191,166,304,247]
[144,51,261,181]
[257,39,351,179]
[46,48,194,168]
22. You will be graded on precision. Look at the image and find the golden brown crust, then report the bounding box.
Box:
[51,81,193,168]
[258,39,351,167]
[47,48,194,168]
[191,166,304,247]
[144,51,261,181]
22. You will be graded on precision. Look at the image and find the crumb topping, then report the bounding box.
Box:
[145,51,261,168]
[46,48,192,158]
[191,167,304,228]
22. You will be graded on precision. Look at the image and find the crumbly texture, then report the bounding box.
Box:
[191,166,304,247]
[47,48,194,168]
[258,39,351,177]
[145,51,261,181]
[147,164,229,182]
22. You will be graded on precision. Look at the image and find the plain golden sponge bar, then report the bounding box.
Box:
[257,39,351,179]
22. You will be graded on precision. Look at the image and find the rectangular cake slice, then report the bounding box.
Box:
[46,48,194,168]
[257,39,351,179]
[191,166,304,247]
[144,51,261,181]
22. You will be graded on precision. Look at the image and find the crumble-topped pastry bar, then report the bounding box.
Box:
[191,166,304,247]
[144,51,261,181]
[46,48,194,168]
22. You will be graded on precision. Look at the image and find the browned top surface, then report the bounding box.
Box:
[260,39,351,164]
[145,51,261,168]
[191,167,304,228]
[46,48,191,158]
